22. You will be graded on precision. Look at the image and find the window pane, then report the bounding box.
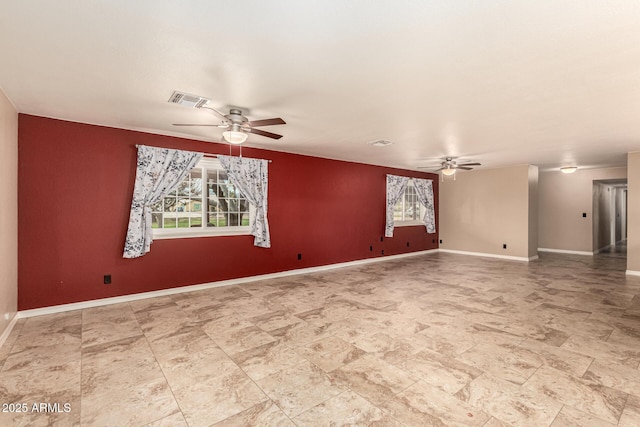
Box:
[152,159,253,234]
[175,199,188,213]
[227,212,239,226]
[177,179,190,196]
[221,184,231,198]
[393,200,403,221]
[191,169,202,192]
[164,197,176,212]
[208,189,219,208]
[409,200,419,220]
[219,198,229,213]
[151,213,162,228]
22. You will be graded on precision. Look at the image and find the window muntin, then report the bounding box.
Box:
[393,181,425,225]
[151,158,251,238]
[207,168,250,228]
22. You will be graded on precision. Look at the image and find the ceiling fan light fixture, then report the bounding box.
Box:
[222,130,248,145]
[561,166,578,174]
[442,168,456,176]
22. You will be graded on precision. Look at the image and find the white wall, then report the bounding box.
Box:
[538,167,627,253]
[528,165,539,258]
[439,165,535,259]
[628,153,640,273]
[0,87,18,342]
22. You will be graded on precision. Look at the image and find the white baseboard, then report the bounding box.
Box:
[17,249,440,319]
[0,313,19,350]
[626,270,640,277]
[538,248,594,256]
[438,249,533,262]
[593,244,613,255]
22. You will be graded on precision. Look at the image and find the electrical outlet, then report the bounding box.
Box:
[369,245,373,251]
[406,242,410,247]
[439,239,443,244]
[503,244,507,249]
[104,274,111,284]
[582,213,587,218]
[297,253,302,260]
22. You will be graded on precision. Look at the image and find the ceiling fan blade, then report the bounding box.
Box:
[198,106,228,121]
[248,128,283,140]
[456,166,473,170]
[248,118,286,127]
[457,162,481,167]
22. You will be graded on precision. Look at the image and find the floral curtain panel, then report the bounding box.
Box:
[123,145,202,258]
[385,174,409,237]
[217,155,271,248]
[413,178,436,233]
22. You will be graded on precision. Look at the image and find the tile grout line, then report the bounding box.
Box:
[617,393,631,425]
[580,357,596,379]
[129,302,191,427]
[185,292,301,426]
[212,335,300,425]
[548,404,565,426]
[4,253,640,426]
[0,318,25,372]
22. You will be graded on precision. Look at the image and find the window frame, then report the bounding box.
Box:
[152,157,254,240]
[393,180,426,227]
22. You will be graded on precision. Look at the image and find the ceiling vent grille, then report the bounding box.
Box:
[168,91,210,108]
[368,139,393,147]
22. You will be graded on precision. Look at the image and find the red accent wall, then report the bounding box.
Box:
[18,115,439,310]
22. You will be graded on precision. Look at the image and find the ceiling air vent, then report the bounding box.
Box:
[368,139,393,147]
[168,91,210,108]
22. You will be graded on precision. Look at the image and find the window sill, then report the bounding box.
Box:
[394,221,425,227]
[153,227,251,240]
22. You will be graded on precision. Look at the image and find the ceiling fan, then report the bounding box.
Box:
[173,105,285,145]
[419,157,481,176]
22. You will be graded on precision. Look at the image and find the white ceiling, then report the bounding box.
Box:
[1,1,639,172]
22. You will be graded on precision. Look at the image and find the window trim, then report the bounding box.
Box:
[152,157,254,240]
[393,181,426,227]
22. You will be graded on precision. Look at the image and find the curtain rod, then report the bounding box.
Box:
[135,144,272,162]
[202,153,272,163]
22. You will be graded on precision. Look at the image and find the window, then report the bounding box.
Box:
[151,158,252,238]
[393,181,425,225]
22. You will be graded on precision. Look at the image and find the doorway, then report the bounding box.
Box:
[592,179,627,257]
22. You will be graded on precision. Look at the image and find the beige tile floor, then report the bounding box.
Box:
[1,251,640,426]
